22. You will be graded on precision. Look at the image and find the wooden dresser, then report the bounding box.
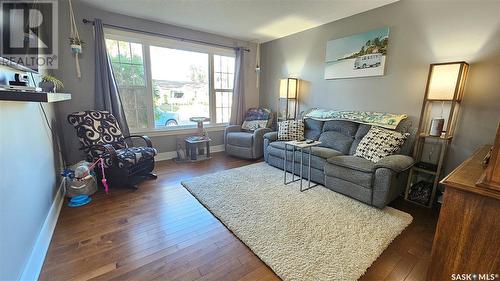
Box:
[426,146,500,280]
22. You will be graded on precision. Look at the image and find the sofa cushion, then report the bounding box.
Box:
[322,120,360,135]
[354,126,409,163]
[349,124,372,155]
[325,155,376,188]
[319,131,354,155]
[304,118,324,140]
[308,146,343,159]
[269,141,294,151]
[269,149,331,170]
[319,120,359,154]
[326,155,375,172]
[226,132,253,147]
[268,142,342,170]
[270,142,342,158]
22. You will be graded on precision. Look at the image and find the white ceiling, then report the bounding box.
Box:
[79,0,399,43]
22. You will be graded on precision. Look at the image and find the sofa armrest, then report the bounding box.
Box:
[225,125,242,134]
[263,131,278,142]
[251,128,272,159]
[254,128,272,140]
[374,154,414,173]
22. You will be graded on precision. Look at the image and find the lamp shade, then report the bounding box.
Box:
[427,62,468,101]
[279,78,298,99]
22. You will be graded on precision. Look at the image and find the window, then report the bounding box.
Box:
[214,55,235,124]
[104,30,236,132]
[105,39,149,129]
[150,46,209,127]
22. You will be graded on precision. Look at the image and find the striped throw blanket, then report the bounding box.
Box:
[304,108,407,130]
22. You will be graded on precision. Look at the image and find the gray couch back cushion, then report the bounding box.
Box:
[319,120,359,154]
[394,118,415,156]
[304,118,414,156]
[349,124,372,155]
[304,118,324,140]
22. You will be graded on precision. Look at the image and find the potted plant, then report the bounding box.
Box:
[69,37,85,54]
[39,75,64,93]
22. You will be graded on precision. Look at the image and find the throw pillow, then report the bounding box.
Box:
[278,120,305,141]
[241,120,268,132]
[355,126,409,163]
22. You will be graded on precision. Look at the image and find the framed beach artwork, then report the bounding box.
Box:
[324,27,390,79]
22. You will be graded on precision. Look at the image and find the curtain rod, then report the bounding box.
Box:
[82,19,250,52]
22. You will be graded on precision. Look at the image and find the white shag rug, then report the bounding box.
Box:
[181,162,412,281]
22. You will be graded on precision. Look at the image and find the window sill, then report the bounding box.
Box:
[130,124,227,137]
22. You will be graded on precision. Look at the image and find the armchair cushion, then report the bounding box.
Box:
[242,107,273,129]
[226,132,254,147]
[115,147,157,168]
[68,111,127,152]
[242,120,268,131]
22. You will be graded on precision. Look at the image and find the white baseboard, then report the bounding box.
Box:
[156,144,225,162]
[20,182,65,281]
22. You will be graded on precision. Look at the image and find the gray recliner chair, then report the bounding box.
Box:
[224,107,273,159]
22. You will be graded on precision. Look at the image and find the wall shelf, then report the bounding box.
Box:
[418,133,453,140]
[0,90,71,103]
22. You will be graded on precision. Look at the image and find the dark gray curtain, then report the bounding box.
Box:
[93,18,130,136]
[229,48,245,125]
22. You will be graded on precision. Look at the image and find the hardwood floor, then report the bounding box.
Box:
[39,152,439,281]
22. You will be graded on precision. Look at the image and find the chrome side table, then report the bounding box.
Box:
[283,140,321,191]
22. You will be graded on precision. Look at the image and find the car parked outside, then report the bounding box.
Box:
[154,107,179,127]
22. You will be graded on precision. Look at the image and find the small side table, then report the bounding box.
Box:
[185,136,211,161]
[283,140,321,191]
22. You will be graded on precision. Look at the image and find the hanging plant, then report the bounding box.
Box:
[69,0,82,78]
[69,37,85,54]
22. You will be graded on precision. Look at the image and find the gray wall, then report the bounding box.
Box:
[259,0,500,172]
[0,67,61,281]
[55,0,259,164]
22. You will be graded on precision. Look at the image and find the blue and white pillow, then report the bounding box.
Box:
[355,126,409,163]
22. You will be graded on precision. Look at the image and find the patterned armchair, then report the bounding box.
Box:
[68,110,157,189]
[224,107,273,159]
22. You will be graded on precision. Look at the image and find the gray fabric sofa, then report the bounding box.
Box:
[263,118,415,208]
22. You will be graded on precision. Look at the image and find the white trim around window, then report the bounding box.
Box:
[104,28,236,134]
